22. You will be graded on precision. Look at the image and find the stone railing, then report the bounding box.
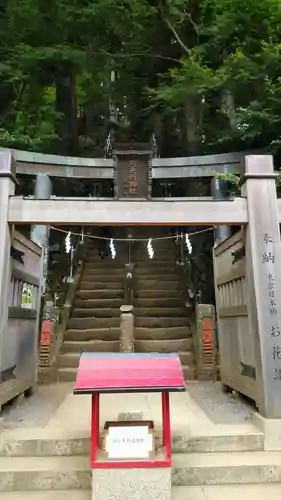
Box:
[38,240,87,382]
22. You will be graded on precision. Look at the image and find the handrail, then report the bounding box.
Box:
[38,239,87,379]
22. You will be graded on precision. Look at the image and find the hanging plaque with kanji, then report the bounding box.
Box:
[114,147,151,199]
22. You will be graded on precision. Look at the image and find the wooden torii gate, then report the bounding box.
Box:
[1,151,281,442]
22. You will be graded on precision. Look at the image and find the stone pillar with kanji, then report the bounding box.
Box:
[242,155,281,421]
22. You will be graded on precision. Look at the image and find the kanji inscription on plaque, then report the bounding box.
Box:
[115,152,150,199]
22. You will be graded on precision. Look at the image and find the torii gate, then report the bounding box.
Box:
[1,151,281,440]
[3,145,267,244]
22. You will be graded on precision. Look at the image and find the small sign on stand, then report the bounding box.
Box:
[108,425,151,459]
[74,353,185,500]
[102,420,155,460]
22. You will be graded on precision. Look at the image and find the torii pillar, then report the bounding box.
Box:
[0,153,16,367]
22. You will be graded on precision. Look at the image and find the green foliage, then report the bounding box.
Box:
[217,171,281,197]
[1,0,281,158]
[216,173,240,186]
[151,54,221,106]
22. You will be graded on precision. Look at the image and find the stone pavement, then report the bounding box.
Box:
[1,485,281,499]
[1,381,279,500]
[0,381,258,439]
[175,485,281,499]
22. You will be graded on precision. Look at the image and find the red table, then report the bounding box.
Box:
[74,353,185,469]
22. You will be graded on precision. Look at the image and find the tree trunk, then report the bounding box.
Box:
[152,113,164,155]
[184,96,200,155]
[221,89,236,130]
[55,70,78,155]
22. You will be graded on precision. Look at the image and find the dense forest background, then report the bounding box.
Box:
[2,0,281,159]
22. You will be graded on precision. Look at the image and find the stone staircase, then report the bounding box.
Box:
[56,229,195,381]
[57,246,124,382]
[133,234,195,379]
[2,425,281,498]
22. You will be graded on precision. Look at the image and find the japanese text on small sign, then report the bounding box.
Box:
[107,425,153,459]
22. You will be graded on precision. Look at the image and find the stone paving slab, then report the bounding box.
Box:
[47,390,214,435]
[0,384,71,431]
[3,451,281,489]
[2,485,281,500]
[0,493,91,500]
[174,485,281,500]
[0,455,89,470]
[0,382,260,442]
[187,381,255,424]
[173,449,281,466]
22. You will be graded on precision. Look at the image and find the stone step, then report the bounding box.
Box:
[129,249,176,254]
[81,268,124,275]
[135,307,191,318]
[134,242,174,247]
[83,260,127,267]
[135,338,192,353]
[61,338,191,355]
[173,485,281,500]
[180,351,195,365]
[81,274,123,282]
[58,353,82,369]
[83,258,128,271]
[137,280,182,290]
[72,308,120,318]
[79,281,123,290]
[135,261,178,267]
[0,455,90,491]
[65,327,120,342]
[76,289,123,300]
[57,368,80,382]
[135,274,178,281]
[3,450,281,491]
[0,431,263,457]
[135,298,183,308]
[83,259,124,266]
[135,317,189,328]
[85,251,175,259]
[58,351,193,370]
[3,486,281,500]
[85,253,127,259]
[136,267,178,275]
[136,289,182,299]
[172,450,281,486]
[60,339,119,354]
[182,365,196,380]
[7,484,281,499]
[0,492,91,500]
[135,263,177,268]
[85,256,175,264]
[68,317,119,329]
[135,257,177,262]
[135,326,192,341]
[74,298,123,309]
[135,258,177,264]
